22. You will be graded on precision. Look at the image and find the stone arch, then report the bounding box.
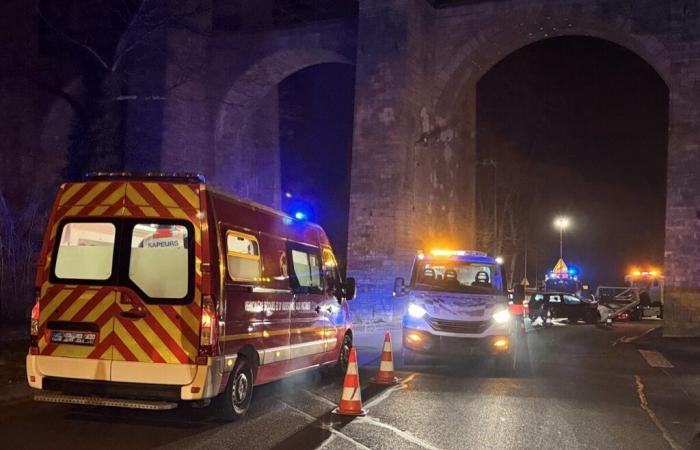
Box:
[435,11,672,119]
[213,48,353,208]
[429,8,672,247]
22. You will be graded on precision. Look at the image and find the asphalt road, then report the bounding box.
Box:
[3,321,699,450]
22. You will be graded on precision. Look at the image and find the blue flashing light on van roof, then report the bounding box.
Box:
[294,211,306,220]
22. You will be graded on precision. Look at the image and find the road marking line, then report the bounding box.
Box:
[639,350,674,368]
[634,375,682,450]
[355,416,444,450]
[364,372,419,410]
[276,399,371,450]
[613,326,662,346]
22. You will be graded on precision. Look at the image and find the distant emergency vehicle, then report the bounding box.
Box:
[543,258,582,295]
[27,173,356,419]
[393,250,514,371]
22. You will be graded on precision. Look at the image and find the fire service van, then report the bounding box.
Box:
[393,250,515,371]
[27,173,356,420]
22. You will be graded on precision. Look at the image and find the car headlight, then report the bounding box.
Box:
[492,308,511,323]
[408,303,427,318]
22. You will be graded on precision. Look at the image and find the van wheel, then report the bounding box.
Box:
[336,333,352,376]
[213,357,254,421]
[322,333,352,378]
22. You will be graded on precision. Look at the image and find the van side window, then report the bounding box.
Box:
[322,248,341,291]
[54,222,116,281]
[226,231,261,282]
[290,248,322,292]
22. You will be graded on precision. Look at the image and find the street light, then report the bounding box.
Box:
[553,216,570,260]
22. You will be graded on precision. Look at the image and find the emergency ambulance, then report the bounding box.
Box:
[393,250,514,370]
[27,173,356,420]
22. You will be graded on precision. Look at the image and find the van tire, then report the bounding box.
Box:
[213,356,254,422]
[322,333,352,378]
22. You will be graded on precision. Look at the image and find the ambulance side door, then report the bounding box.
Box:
[286,243,327,371]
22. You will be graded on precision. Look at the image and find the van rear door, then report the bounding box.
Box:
[109,182,202,385]
[37,181,128,381]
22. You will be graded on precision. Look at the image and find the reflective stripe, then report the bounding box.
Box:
[342,386,362,401]
[379,360,394,372]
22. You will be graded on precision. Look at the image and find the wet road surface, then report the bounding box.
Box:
[3,321,699,449]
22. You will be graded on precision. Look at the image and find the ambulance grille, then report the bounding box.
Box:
[426,317,490,334]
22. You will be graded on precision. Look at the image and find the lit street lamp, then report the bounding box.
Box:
[553,216,570,260]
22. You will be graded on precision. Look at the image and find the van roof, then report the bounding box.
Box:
[77,172,327,237]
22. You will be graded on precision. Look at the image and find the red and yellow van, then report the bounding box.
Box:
[27,173,356,419]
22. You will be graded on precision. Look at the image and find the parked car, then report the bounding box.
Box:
[527,291,599,324]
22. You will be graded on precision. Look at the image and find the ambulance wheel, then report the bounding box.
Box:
[337,333,352,375]
[214,357,254,421]
[324,333,352,378]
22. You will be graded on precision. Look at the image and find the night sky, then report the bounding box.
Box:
[477,36,669,287]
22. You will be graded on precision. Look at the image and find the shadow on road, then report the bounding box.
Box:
[268,383,392,450]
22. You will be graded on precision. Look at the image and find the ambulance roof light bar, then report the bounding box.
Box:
[84,172,206,184]
[418,249,488,258]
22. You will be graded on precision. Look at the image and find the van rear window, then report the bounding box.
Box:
[129,224,189,299]
[54,222,116,280]
[50,219,194,304]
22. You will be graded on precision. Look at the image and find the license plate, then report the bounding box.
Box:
[50,331,97,346]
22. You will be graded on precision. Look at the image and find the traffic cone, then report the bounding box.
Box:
[333,347,366,416]
[371,331,399,385]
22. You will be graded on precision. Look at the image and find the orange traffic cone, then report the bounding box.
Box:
[333,347,366,416]
[370,331,400,385]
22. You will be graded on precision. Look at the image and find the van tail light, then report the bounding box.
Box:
[30,290,40,348]
[198,295,218,363]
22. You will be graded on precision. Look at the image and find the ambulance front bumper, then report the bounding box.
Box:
[402,315,512,357]
[27,354,236,402]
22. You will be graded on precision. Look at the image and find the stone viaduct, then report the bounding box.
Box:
[24,1,700,335]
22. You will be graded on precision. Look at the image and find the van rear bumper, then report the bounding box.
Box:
[27,354,234,401]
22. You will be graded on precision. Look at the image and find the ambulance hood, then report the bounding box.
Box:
[409,289,507,321]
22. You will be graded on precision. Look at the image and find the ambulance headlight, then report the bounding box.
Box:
[408,303,427,319]
[492,309,511,324]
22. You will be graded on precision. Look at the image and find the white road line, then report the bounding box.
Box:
[639,349,674,368]
[276,399,371,450]
[364,372,419,410]
[634,375,683,450]
[612,326,662,346]
[355,415,445,450]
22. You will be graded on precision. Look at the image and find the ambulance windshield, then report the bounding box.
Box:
[412,261,504,294]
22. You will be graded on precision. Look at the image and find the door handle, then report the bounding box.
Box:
[314,305,321,314]
[120,309,146,320]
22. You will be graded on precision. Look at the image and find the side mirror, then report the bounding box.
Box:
[344,277,356,300]
[393,277,407,297]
